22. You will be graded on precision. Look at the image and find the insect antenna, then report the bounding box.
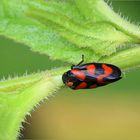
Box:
[77,54,84,66]
[71,55,84,69]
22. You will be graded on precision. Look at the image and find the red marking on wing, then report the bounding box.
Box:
[71,69,86,80]
[97,64,113,83]
[103,64,113,75]
[76,82,87,89]
[89,84,97,89]
[66,82,73,87]
[86,64,95,75]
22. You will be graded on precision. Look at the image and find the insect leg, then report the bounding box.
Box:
[71,64,75,69]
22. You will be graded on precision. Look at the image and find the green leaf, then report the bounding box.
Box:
[0,67,67,140]
[75,0,140,40]
[0,0,140,64]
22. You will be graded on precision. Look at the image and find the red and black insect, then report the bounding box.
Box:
[62,55,122,90]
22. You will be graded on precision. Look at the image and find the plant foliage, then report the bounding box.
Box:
[0,0,140,139]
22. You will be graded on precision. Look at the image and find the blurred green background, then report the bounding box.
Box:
[0,1,140,140]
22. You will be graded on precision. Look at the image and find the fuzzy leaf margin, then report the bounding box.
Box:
[0,67,67,140]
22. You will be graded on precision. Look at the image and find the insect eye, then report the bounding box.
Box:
[66,72,73,78]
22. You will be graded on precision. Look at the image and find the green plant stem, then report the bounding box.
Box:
[100,45,140,70]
